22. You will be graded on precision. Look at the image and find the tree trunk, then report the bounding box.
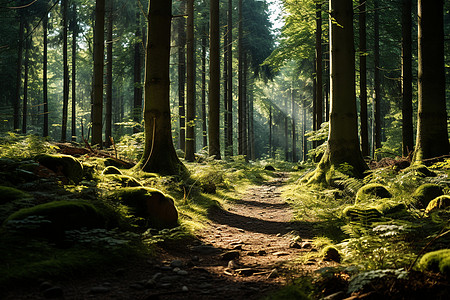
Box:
[208,0,221,159]
[413,0,449,162]
[315,2,323,132]
[238,0,243,155]
[292,87,297,162]
[185,0,196,161]
[284,96,289,161]
[309,0,368,182]
[133,12,142,133]
[140,0,186,175]
[269,105,272,158]
[14,16,24,131]
[302,97,307,162]
[223,24,228,156]
[71,2,77,141]
[372,0,381,156]
[92,0,105,147]
[43,14,48,137]
[359,0,369,157]
[178,0,186,152]
[243,51,248,158]
[401,0,413,157]
[105,0,113,147]
[61,0,69,142]
[22,28,30,134]
[226,0,233,157]
[201,25,208,149]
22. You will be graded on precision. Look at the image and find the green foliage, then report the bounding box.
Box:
[347,268,408,294]
[425,195,450,214]
[355,183,392,203]
[0,133,57,160]
[412,184,443,208]
[264,277,313,300]
[418,249,450,275]
[0,186,31,205]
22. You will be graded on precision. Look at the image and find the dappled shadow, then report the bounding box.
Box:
[207,206,314,238]
[231,198,290,209]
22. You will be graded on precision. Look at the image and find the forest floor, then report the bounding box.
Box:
[5,172,339,300]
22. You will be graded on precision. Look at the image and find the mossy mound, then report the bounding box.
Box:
[36,154,83,184]
[103,174,141,187]
[403,164,436,177]
[355,183,392,202]
[425,195,450,214]
[264,165,276,171]
[418,249,450,275]
[104,157,134,169]
[0,186,32,205]
[102,166,123,175]
[322,246,341,262]
[372,200,407,216]
[412,184,443,208]
[110,187,178,229]
[343,205,383,224]
[4,200,106,239]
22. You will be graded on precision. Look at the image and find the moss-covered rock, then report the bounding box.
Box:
[4,200,106,239]
[372,200,407,216]
[36,154,83,184]
[418,249,450,275]
[425,195,450,214]
[103,174,141,187]
[412,184,443,208]
[343,205,383,224]
[322,246,341,262]
[102,166,123,175]
[0,186,32,205]
[111,187,178,229]
[403,164,436,177]
[355,183,392,202]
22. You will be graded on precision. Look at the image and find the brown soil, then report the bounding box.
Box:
[4,172,337,300]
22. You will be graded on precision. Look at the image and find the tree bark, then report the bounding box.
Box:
[284,95,289,161]
[178,0,186,152]
[14,16,24,131]
[71,2,77,141]
[413,0,449,162]
[401,0,413,157]
[140,0,186,175]
[92,0,105,147]
[292,87,297,162]
[61,0,69,141]
[223,24,228,156]
[133,12,142,133]
[201,25,208,149]
[315,2,323,133]
[309,0,368,182]
[302,97,307,162]
[22,27,30,134]
[269,105,272,158]
[105,0,113,147]
[359,0,369,157]
[238,0,243,155]
[226,0,233,157]
[372,0,381,156]
[208,0,221,159]
[43,13,48,137]
[185,0,196,161]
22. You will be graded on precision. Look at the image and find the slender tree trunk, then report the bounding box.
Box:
[201,25,207,149]
[359,0,369,156]
[22,29,30,134]
[178,0,186,151]
[185,0,196,161]
[315,2,323,132]
[249,90,255,160]
[223,24,228,156]
[133,12,142,133]
[140,0,186,175]
[401,0,413,157]
[92,0,105,147]
[372,0,381,156]
[238,0,244,155]
[309,0,368,182]
[269,105,272,158]
[43,14,49,137]
[292,87,297,162]
[61,0,69,141]
[226,0,233,157]
[284,97,289,161]
[208,0,221,159]
[243,51,248,158]
[14,16,24,131]
[105,0,113,147]
[71,3,77,141]
[302,98,307,162]
[413,0,449,162]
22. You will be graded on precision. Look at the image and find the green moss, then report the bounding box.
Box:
[418,249,450,275]
[5,200,106,238]
[355,183,392,202]
[322,245,341,262]
[412,184,443,208]
[36,154,83,184]
[102,166,122,175]
[0,186,31,205]
[343,205,383,225]
[103,174,141,187]
[425,195,450,214]
[403,164,436,177]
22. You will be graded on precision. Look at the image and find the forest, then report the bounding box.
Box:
[0,0,449,299]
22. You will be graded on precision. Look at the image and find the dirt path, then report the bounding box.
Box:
[5,173,328,300]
